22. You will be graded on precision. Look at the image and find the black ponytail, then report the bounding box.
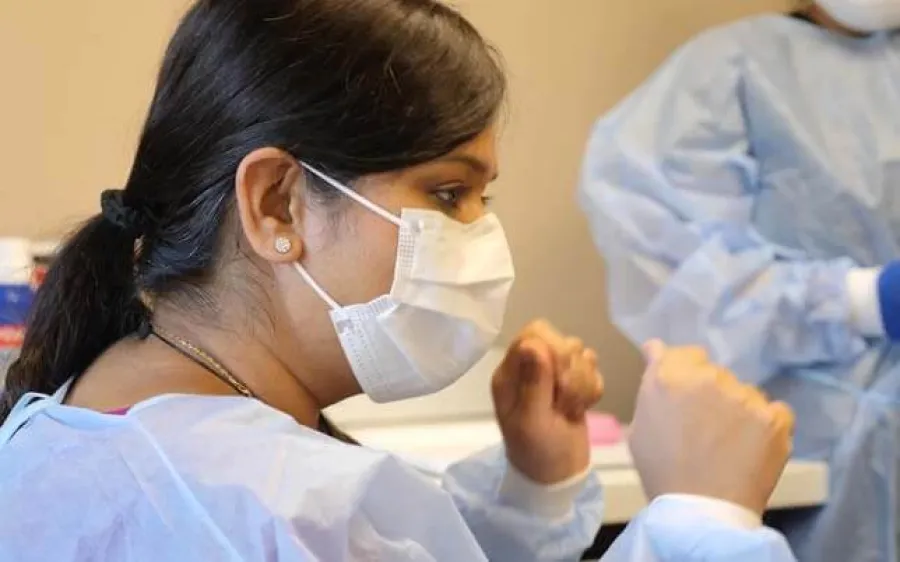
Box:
[0,215,148,422]
[0,0,504,422]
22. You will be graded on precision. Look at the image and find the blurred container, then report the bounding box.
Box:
[30,239,58,288]
[0,238,34,386]
[586,412,624,446]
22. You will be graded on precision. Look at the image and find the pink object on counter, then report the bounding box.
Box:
[586,412,623,446]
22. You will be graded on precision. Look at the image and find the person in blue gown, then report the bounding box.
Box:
[580,1,900,560]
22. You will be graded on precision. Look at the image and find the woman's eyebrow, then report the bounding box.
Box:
[435,154,499,181]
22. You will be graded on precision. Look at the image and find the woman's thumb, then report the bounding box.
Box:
[494,337,552,414]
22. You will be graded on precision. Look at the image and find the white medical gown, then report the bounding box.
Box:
[579,13,900,562]
[0,390,794,561]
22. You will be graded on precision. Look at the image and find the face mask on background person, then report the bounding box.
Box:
[817,0,900,32]
[295,163,516,403]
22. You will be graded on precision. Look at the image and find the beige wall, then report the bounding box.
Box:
[0,0,786,419]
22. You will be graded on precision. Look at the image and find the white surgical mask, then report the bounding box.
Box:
[295,163,515,403]
[817,0,900,32]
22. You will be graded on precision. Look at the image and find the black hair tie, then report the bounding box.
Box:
[136,318,153,340]
[100,189,147,237]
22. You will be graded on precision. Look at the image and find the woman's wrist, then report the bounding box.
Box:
[498,461,592,520]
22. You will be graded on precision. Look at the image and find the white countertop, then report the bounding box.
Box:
[350,419,829,524]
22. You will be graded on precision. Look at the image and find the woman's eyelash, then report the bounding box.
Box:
[433,186,464,203]
[431,186,493,207]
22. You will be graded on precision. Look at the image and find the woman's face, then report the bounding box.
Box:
[252,126,500,402]
[298,126,499,308]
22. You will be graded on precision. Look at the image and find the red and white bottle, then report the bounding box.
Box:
[0,238,34,385]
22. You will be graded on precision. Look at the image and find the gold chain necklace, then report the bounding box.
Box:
[148,325,356,444]
[150,325,257,399]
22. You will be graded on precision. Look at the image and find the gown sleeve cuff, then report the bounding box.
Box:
[654,495,761,529]
[497,463,592,521]
[846,267,886,337]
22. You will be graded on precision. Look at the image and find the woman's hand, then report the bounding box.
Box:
[629,341,795,515]
[492,320,605,484]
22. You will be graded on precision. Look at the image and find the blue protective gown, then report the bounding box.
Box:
[579,13,900,562]
[0,384,795,561]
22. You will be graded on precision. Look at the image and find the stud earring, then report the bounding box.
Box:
[274,236,293,255]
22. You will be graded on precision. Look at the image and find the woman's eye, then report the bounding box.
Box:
[433,187,464,207]
[431,186,493,210]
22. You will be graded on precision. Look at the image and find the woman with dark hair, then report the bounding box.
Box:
[0,1,796,560]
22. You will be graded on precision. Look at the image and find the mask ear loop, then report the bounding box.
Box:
[300,163,403,227]
[293,263,340,310]
[295,162,416,310]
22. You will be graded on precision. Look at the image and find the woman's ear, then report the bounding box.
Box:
[235,147,305,263]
